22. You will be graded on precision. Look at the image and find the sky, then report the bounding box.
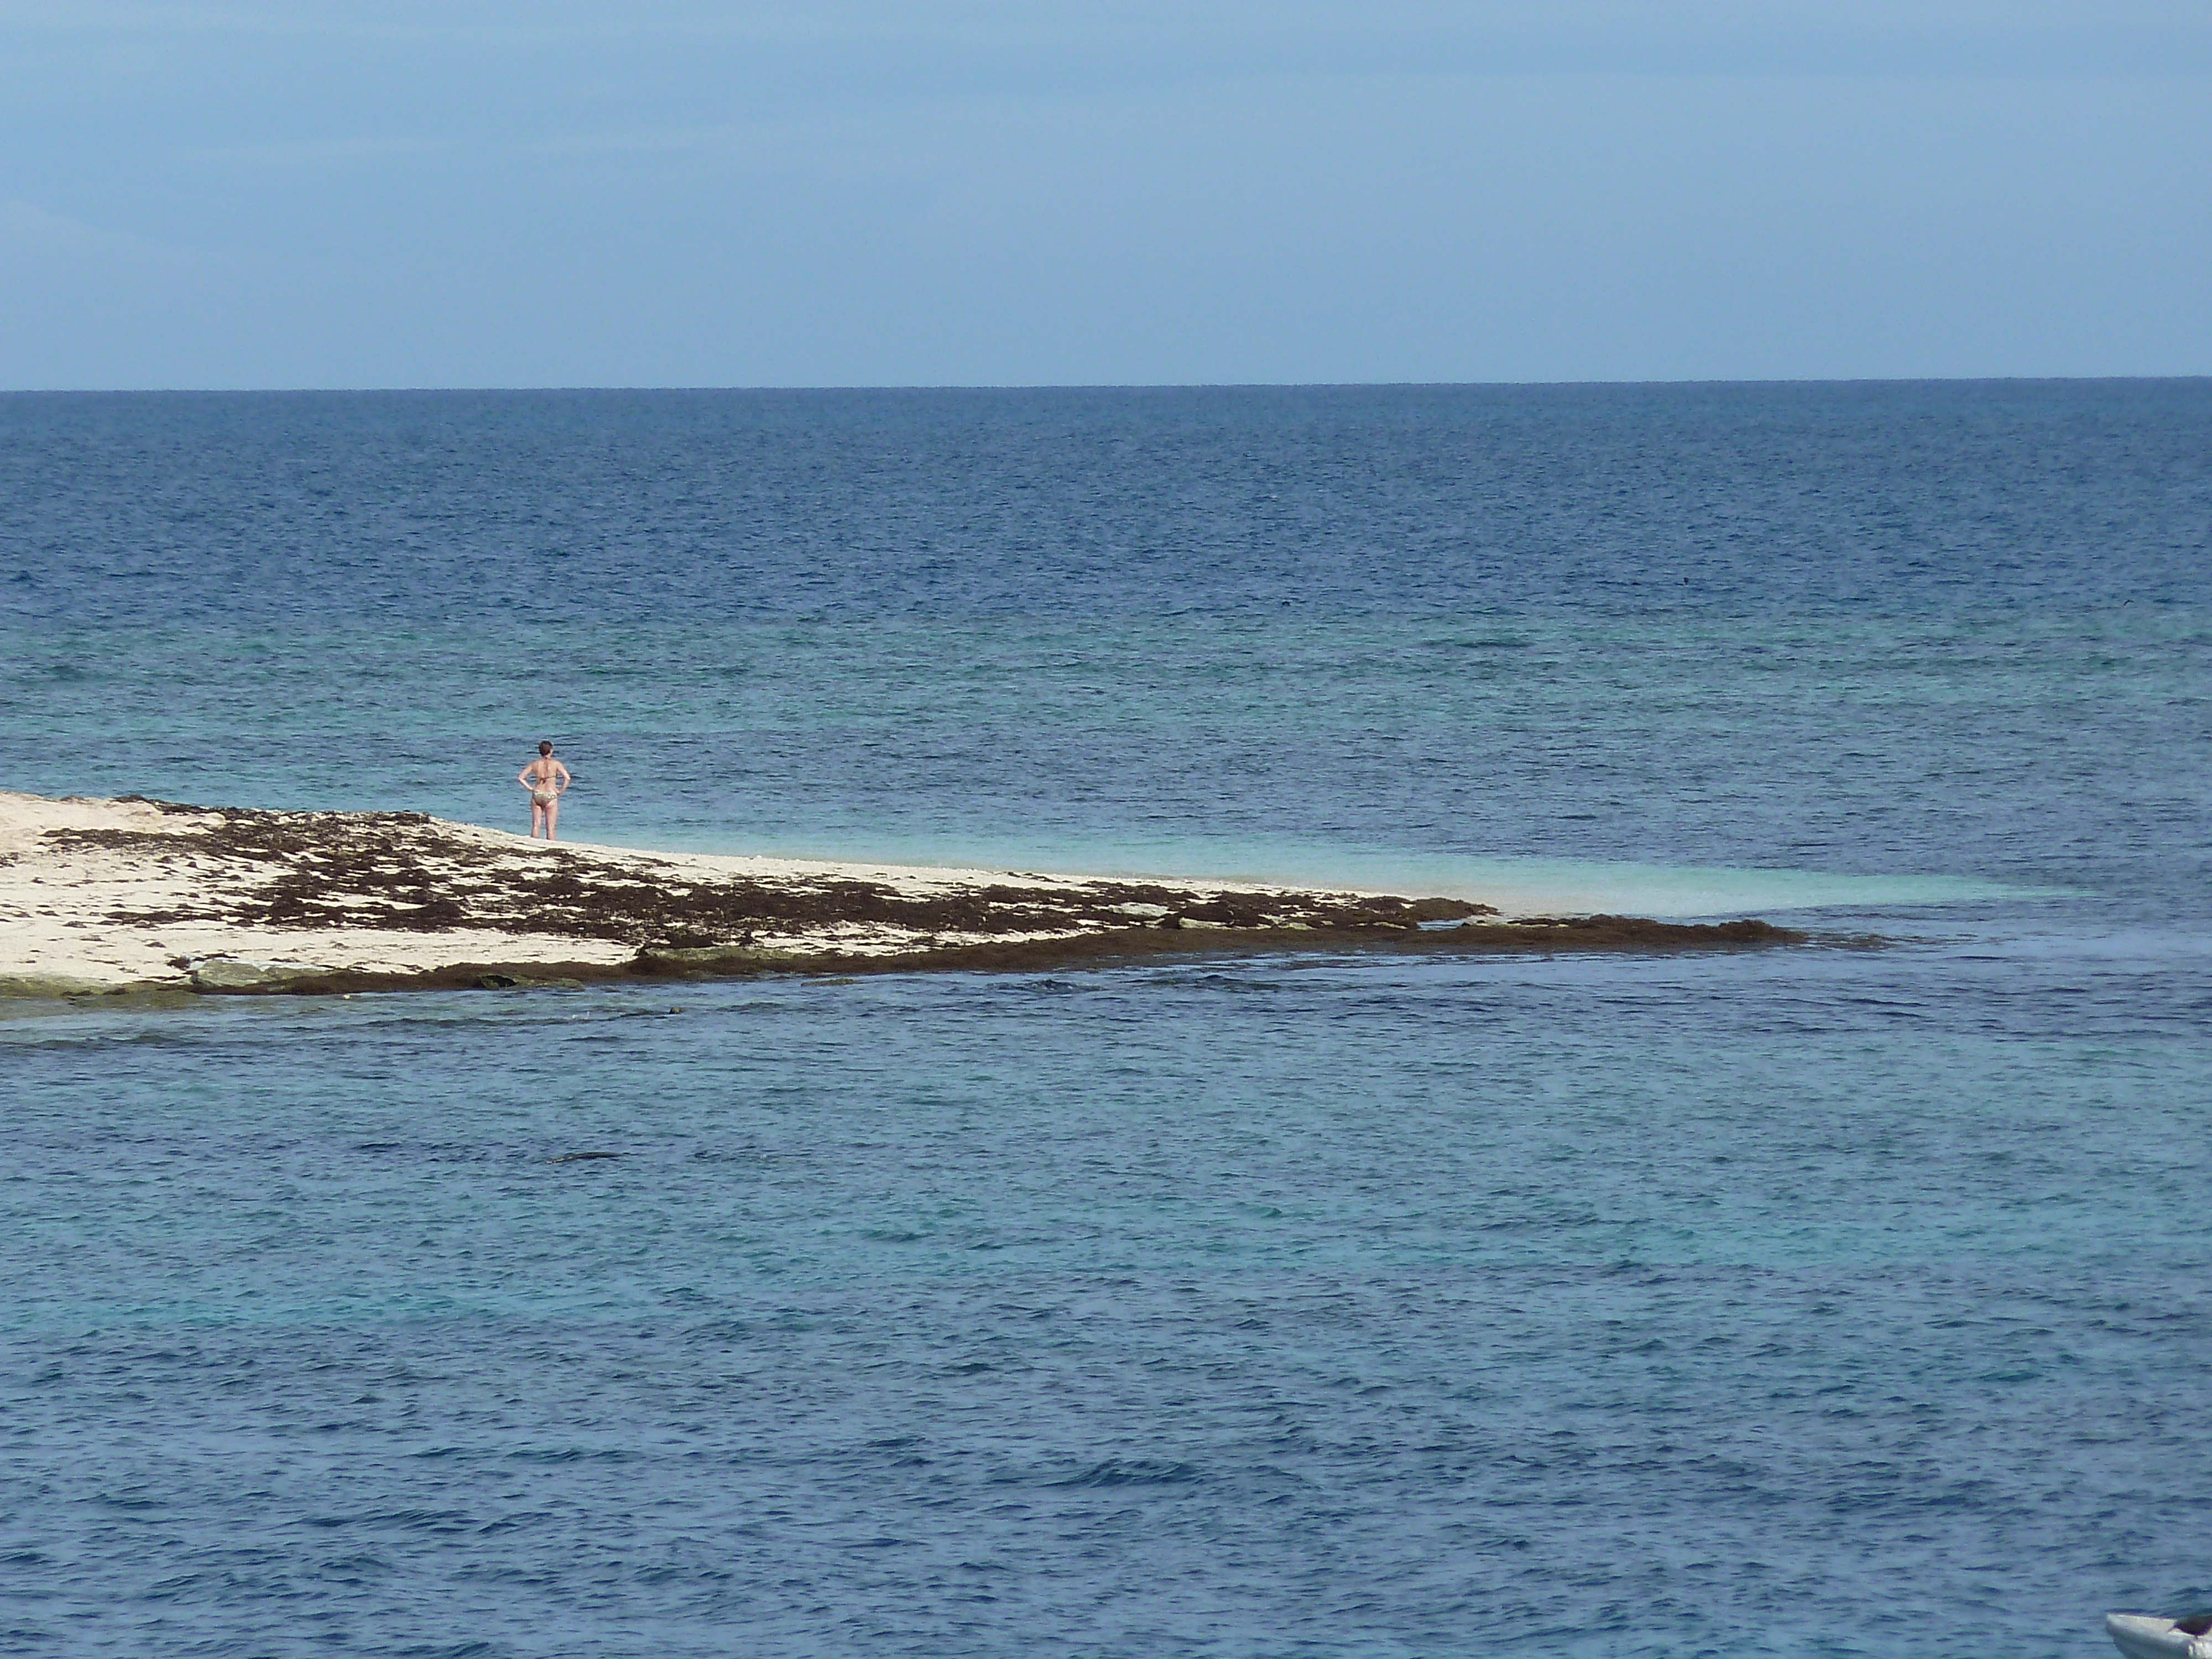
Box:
[2,1,2208,389]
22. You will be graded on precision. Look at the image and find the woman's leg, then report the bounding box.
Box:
[545,795,560,841]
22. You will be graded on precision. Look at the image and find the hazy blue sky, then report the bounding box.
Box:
[3,1,2208,387]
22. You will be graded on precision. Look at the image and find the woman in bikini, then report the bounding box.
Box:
[518,740,572,840]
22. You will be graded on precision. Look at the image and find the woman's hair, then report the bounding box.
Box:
[539,740,554,755]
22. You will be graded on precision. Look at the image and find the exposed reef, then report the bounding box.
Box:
[0,792,1804,1000]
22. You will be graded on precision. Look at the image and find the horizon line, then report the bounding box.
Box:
[3,373,2208,397]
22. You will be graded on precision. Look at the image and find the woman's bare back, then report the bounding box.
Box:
[518,743,571,838]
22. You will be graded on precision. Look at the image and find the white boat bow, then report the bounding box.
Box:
[2110,1614,2212,1659]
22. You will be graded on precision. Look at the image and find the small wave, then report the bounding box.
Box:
[1047,1457,1206,1489]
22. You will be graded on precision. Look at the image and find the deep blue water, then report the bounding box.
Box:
[3,383,2210,1656]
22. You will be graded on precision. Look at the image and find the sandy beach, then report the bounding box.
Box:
[0,791,1801,998]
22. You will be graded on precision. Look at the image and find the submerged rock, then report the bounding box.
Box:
[0,972,119,999]
[189,957,333,991]
[632,941,804,974]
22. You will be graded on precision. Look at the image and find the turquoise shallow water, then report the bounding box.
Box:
[8,608,2198,916]
[3,384,2210,1655]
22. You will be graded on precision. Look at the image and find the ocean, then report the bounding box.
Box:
[2,382,2209,1656]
